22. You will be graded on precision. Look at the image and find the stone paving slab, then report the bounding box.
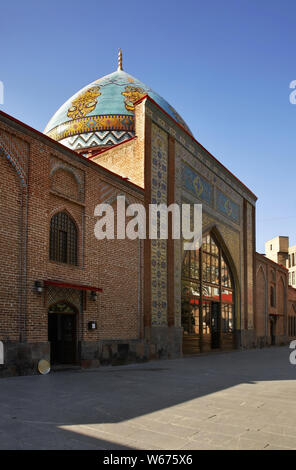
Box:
[0,346,295,450]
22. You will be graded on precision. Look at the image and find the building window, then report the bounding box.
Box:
[270,244,272,251]
[270,285,276,307]
[49,212,78,265]
[289,255,291,268]
[293,272,295,286]
[288,311,296,337]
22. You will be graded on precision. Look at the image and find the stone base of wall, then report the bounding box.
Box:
[80,328,182,368]
[275,335,288,346]
[144,326,183,360]
[256,336,269,348]
[234,329,242,349]
[80,339,148,367]
[256,335,289,348]
[241,330,290,349]
[4,330,288,378]
[0,332,184,377]
[240,329,257,349]
[0,341,50,378]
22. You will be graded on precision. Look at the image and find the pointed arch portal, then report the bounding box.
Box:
[181,231,236,354]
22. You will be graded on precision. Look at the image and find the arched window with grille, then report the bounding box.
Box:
[49,212,78,265]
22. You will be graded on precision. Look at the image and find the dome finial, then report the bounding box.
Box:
[117,48,123,71]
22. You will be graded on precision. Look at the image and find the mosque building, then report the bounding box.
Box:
[0,51,294,376]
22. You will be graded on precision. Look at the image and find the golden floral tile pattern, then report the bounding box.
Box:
[121,86,146,111]
[151,123,168,326]
[67,86,101,119]
[47,114,135,142]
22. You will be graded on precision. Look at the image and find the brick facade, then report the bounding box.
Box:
[0,92,291,378]
[0,111,145,376]
[255,253,288,347]
[287,285,296,340]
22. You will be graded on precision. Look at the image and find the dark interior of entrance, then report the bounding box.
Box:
[48,303,77,365]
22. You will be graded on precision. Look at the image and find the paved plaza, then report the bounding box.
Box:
[0,346,295,450]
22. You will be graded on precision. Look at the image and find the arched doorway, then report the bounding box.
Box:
[48,302,78,365]
[288,305,296,339]
[181,232,236,354]
[269,315,276,346]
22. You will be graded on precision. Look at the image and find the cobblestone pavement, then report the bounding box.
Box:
[0,346,295,450]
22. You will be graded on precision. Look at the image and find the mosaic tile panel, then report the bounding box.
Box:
[247,202,254,329]
[182,162,212,205]
[174,148,182,327]
[146,102,256,206]
[175,141,243,231]
[60,131,134,150]
[216,190,240,224]
[151,123,168,326]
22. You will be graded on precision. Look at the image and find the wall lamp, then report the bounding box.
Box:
[34,281,44,294]
[90,291,98,301]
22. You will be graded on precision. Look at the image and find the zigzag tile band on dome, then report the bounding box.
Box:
[60,130,134,150]
[44,55,192,151]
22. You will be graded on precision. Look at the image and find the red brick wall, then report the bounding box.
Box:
[288,286,296,339]
[255,253,288,344]
[0,114,144,349]
[51,168,79,200]
[277,276,285,335]
[92,100,146,188]
[255,266,266,337]
[0,155,22,341]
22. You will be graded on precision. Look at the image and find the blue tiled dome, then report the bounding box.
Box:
[44,68,192,151]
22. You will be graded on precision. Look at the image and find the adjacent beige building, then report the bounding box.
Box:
[265,236,296,287]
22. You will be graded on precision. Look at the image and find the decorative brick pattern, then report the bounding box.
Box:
[50,156,85,202]
[0,129,29,187]
[47,286,81,311]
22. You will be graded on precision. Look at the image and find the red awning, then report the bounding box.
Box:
[44,280,102,292]
[189,293,233,305]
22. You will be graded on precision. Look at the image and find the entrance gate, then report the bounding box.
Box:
[182,232,235,354]
[48,303,77,365]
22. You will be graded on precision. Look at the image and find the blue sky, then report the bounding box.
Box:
[1,0,295,253]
